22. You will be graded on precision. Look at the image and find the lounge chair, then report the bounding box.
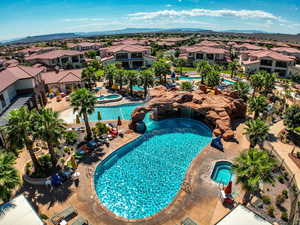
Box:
[71,216,88,225]
[181,217,198,225]
[50,206,77,224]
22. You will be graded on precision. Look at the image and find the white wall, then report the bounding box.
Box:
[0,84,17,113]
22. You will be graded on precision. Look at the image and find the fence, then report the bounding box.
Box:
[264,141,300,225]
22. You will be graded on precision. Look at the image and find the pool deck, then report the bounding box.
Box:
[20,119,245,225]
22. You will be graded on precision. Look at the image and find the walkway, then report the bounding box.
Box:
[268,121,300,188]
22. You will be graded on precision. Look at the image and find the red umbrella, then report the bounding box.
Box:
[224,181,232,195]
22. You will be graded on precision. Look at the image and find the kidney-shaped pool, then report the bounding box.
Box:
[93,118,212,219]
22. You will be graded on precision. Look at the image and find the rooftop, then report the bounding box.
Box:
[42,69,82,84]
[26,50,82,60]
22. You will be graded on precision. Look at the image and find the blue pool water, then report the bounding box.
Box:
[132,85,144,91]
[97,94,121,100]
[88,103,143,121]
[94,118,212,219]
[211,161,233,185]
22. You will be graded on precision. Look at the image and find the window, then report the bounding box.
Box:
[0,94,6,108]
[260,59,272,66]
[196,53,204,59]
[207,54,214,60]
[116,53,128,60]
[275,61,288,68]
[131,52,143,59]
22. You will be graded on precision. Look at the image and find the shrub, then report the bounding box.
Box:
[64,131,78,145]
[282,190,288,199]
[292,74,300,84]
[276,194,285,206]
[39,213,48,220]
[267,206,275,217]
[180,81,193,91]
[278,175,285,184]
[262,195,271,205]
[93,122,109,137]
[281,211,289,222]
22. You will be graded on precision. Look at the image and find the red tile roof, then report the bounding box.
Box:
[26,50,82,60]
[248,50,295,62]
[42,69,82,84]
[0,65,44,92]
[272,47,300,54]
[102,45,150,53]
[67,42,102,48]
[234,43,266,51]
[182,46,227,54]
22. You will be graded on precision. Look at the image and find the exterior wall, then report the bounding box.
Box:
[15,78,35,90]
[47,81,84,93]
[187,52,226,65]
[26,54,84,68]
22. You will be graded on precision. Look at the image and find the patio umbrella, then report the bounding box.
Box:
[117,116,122,126]
[97,111,102,121]
[224,181,232,195]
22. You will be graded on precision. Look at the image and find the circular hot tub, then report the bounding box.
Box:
[97,94,122,104]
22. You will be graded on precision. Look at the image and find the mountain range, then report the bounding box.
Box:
[3,28,268,44]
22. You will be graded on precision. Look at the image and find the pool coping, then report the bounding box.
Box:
[209,160,234,185]
[90,121,213,223]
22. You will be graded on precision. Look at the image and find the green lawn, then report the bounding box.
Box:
[175,67,197,73]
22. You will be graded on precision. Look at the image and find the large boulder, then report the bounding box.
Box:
[174,92,193,103]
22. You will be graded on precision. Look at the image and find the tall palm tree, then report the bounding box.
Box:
[232,81,250,100]
[114,69,126,90]
[228,60,240,78]
[0,153,20,202]
[244,119,269,148]
[104,63,117,88]
[152,59,171,84]
[5,107,40,171]
[250,72,265,97]
[174,58,186,76]
[139,70,154,98]
[262,71,277,95]
[35,108,66,167]
[81,66,97,89]
[232,148,275,204]
[248,96,269,119]
[196,60,210,84]
[126,70,138,96]
[70,88,97,140]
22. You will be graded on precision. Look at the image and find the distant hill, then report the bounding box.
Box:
[221,30,267,34]
[6,28,213,44]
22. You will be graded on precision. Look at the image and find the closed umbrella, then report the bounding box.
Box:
[75,114,80,124]
[70,155,77,170]
[224,181,232,195]
[97,111,102,121]
[117,116,122,126]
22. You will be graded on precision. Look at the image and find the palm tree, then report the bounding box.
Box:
[262,71,277,95]
[206,68,221,88]
[35,108,66,167]
[152,59,171,84]
[126,70,138,96]
[250,72,265,97]
[88,59,103,71]
[228,60,240,78]
[114,69,126,90]
[196,60,210,84]
[232,148,275,204]
[70,88,97,140]
[232,81,250,100]
[174,58,186,76]
[5,107,40,171]
[248,96,269,119]
[244,120,269,148]
[0,153,20,202]
[139,70,154,98]
[104,63,117,88]
[81,66,97,89]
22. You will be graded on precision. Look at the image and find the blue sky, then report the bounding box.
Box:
[1,0,300,40]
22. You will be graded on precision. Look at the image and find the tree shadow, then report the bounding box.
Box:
[267,133,278,142]
[79,148,106,165]
[15,178,74,212]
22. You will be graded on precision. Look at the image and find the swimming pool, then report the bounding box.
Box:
[89,103,143,121]
[174,76,235,85]
[211,161,233,185]
[94,118,212,219]
[132,85,144,91]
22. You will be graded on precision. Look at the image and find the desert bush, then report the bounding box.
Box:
[262,195,271,205]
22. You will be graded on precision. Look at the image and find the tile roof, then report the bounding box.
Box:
[272,47,300,54]
[248,50,295,61]
[42,69,82,84]
[102,44,150,53]
[67,42,102,48]
[182,46,227,54]
[234,43,266,50]
[0,65,44,92]
[26,50,82,60]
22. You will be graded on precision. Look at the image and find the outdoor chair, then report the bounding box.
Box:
[50,205,77,224]
[70,216,88,225]
[181,217,198,225]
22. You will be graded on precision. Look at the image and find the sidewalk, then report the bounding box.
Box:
[269,120,300,188]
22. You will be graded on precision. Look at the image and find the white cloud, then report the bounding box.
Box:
[128,8,281,21]
[62,18,105,22]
